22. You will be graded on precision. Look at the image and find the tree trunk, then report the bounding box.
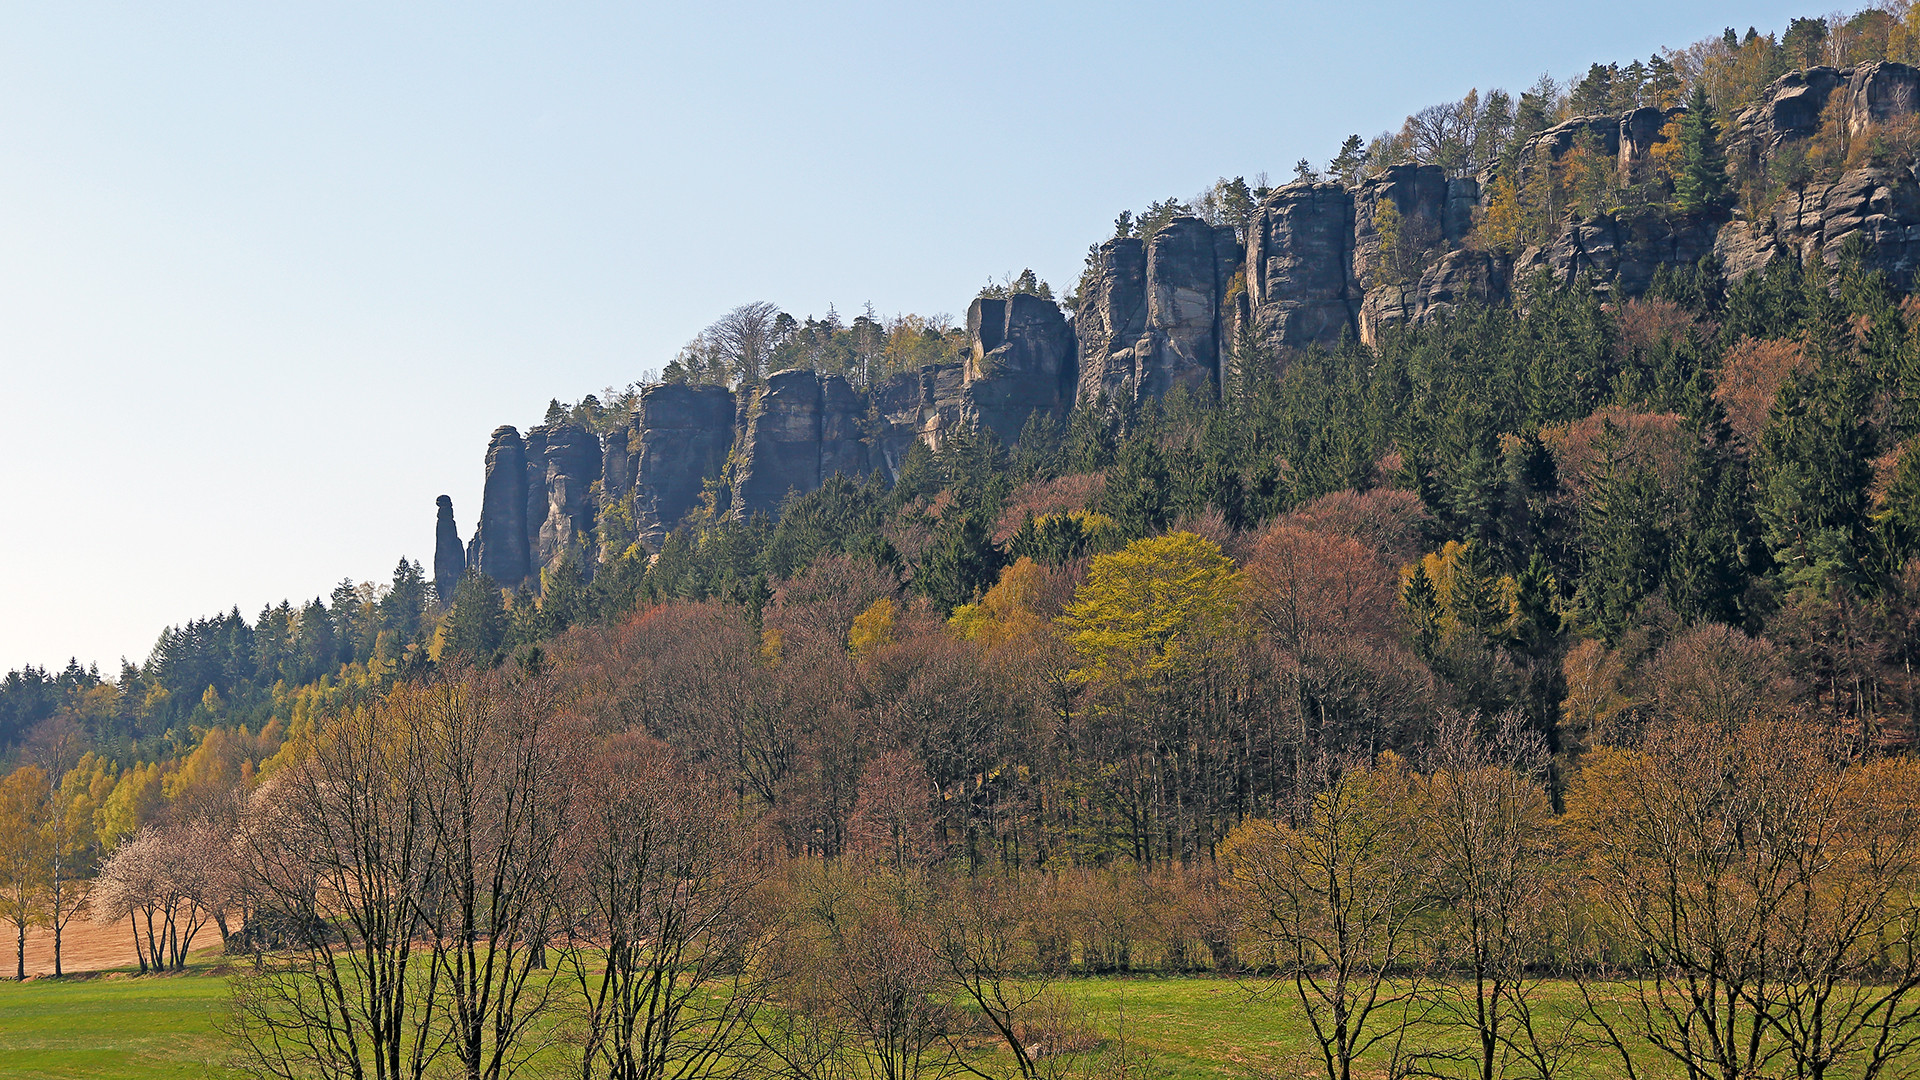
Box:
[51,878,63,977]
[15,921,24,981]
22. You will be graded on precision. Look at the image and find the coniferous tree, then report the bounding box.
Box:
[442,570,507,666]
[1674,85,1731,215]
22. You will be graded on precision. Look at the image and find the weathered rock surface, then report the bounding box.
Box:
[532,423,600,574]
[1513,208,1720,296]
[1244,183,1357,352]
[732,370,870,517]
[469,426,531,587]
[873,363,966,473]
[1353,165,1482,342]
[1075,215,1241,405]
[965,293,1075,445]
[632,383,735,539]
[1717,165,1920,288]
[433,495,464,604]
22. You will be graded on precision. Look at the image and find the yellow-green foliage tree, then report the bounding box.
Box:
[1058,533,1246,864]
[1058,531,1244,687]
[1,765,50,980]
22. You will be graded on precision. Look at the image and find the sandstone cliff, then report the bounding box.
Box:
[451,62,1920,586]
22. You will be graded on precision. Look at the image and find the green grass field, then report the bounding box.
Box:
[0,967,237,1080]
[0,967,1755,1080]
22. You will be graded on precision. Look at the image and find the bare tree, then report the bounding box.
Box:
[1559,709,1920,1080]
[413,673,579,1080]
[1223,755,1433,1080]
[1415,712,1570,1080]
[925,872,1061,1080]
[227,691,442,1080]
[705,301,787,386]
[561,732,769,1080]
[762,863,962,1080]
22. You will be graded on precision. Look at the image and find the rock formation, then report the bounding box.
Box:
[1075,216,1241,406]
[964,292,1075,445]
[872,363,966,472]
[731,370,870,518]
[469,426,531,588]
[433,495,464,604]
[450,61,1920,584]
[531,422,600,575]
[1242,184,1358,352]
[631,383,735,540]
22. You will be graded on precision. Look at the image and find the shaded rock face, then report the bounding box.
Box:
[1510,107,1686,194]
[433,495,464,604]
[632,383,735,539]
[532,423,600,575]
[732,370,870,518]
[1075,215,1240,405]
[1359,249,1509,338]
[873,363,966,473]
[1732,63,1920,171]
[470,426,531,587]
[1073,236,1148,405]
[1354,165,1481,342]
[965,293,1074,445]
[1516,209,1720,296]
[1244,183,1357,352]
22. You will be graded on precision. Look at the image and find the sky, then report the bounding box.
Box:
[0,1,1816,673]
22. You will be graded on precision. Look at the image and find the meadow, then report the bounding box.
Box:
[0,966,1656,1080]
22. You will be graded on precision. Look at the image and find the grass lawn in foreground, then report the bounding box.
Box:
[0,964,238,1080]
[0,968,1802,1080]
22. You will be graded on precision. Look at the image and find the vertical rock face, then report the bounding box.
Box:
[1073,215,1240,406]
[1734,66,1849,154]
[522,426,550,579]
[872,363,966,474]
[433,495,464,604]
[1354,165,1488,342]
[733,370,825,516]
[533,423,600,574]
[1717,165,1920,289]
[601,421,633,505]
[964,292,1075,445]
[732,370,871,517]
[633,383,736,539]
[470,425,531,587]
[1244,182,1357,351]
[1073,236,1148,406]
[1140,217,1237,399]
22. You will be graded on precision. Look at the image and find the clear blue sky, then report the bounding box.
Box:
[0,1,1812,672]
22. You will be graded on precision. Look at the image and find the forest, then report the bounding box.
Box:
[8,5,1920,1080]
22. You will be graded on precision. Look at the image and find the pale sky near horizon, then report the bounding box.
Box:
[0,1,1814,673]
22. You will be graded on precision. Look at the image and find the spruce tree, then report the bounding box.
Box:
[1674,85,1731,215]
[443,570,507,667]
